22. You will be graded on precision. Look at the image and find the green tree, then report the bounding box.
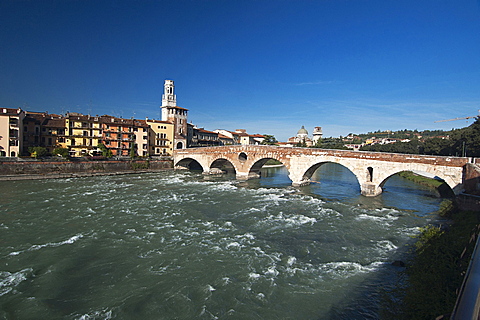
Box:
[129,143,137,158]
[97,143,113,158]
[28,146,48,159]
[312,138,322,148]
[261,134,278,145]
[296,139,307,147]
[52,147,70,159]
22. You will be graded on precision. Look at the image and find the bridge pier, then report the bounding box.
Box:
[361,183,382,197]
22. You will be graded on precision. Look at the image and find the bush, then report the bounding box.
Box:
[28,146,48,159]
[52,147,70,159]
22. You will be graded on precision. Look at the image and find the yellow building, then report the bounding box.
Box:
[146,119,174,156]
[0,107,25,157]
[65,113,102,157]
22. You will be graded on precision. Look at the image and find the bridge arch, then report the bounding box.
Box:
[210,158,237,175]
[248,158,289,180]
[378,170,456,197]
[299,161,362,188]
[175,157,204,171]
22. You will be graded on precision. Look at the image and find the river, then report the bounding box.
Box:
[0,164,444,319]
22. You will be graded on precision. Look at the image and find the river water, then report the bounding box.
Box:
[0,164,444,319]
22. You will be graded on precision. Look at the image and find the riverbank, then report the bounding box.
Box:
[0,169,172,181]
[398,171,454,197]
[0,158,173,181]
[384,207,480,319]
[386,170,480,318]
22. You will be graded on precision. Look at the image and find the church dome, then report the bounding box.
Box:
[297,126,308,136]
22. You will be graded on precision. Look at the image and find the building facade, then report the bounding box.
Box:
[0,79,269,158]
[0,107,25,157]
[65,113,102,157]
[146,119,174,156]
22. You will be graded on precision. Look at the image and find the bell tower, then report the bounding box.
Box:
[161,80,176,121]
[160,79,188,149]
[162,80,176,107]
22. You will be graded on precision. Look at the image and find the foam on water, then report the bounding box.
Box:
[9,234,84,256]
[76,308,113,320]
[0,268,33,297]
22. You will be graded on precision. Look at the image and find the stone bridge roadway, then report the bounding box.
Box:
[173,145,471,197]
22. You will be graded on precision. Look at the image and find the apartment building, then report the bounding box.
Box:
[146,119,174,156]
[0,107,25,157]
[65,113,102,157]
[188,125,222,147]
[99,116,150,157]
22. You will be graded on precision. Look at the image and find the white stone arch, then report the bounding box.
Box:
[378,169,463,194]
[375,165,461,196]
[174,156,207,172]
[209,157,237,175]
[297,160,362,188]
[247,156,291,181]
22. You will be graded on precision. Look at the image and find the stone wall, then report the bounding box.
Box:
[0,159,173,176]
[464,163,480,195]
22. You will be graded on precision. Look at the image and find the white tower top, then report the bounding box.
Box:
[312,126,323,143]
[162,80,176,107]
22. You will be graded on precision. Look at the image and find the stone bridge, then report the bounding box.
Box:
[173,145,472,197]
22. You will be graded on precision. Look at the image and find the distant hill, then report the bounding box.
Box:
[358,118,480,157]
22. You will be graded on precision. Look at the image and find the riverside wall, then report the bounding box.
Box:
[0,158,173,180]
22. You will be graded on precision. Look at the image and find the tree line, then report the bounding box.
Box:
[359,118,480,157]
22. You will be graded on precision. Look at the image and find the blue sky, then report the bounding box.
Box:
[1,0,480,141]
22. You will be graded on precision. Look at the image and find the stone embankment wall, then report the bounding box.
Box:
[0,159,173,179]
[458,163,480,211]
[464,163,480,195]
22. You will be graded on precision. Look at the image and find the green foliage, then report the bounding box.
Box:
[315,137,349,150]
[52,147,70,159]
[412,225,444,254]
[392,211,480,319]
[296,139,307,147]
[438,199,456,217]
[129,143,137,158]
[130,160,149,170]
[97,143,113,158]
[261,134,278,145]
[359,117,480,156]
[28,146,48,159]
